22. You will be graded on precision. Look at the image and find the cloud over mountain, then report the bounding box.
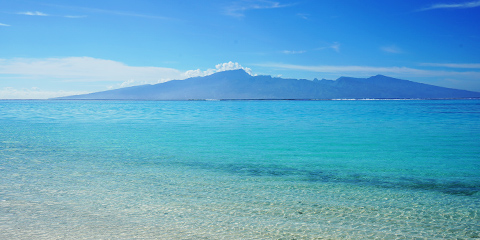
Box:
[56,69,480,100]
[0,58,253,99]
[184,61,253,78]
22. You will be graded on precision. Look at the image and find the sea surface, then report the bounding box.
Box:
[1,99,479,239]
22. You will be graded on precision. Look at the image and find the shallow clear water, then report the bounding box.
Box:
[1,100,479,239]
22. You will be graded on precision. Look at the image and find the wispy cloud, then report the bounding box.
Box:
[297,13,309,19]
[0,58,254,98]
[255,62,480,91]
[0,87,87,100]
[330,42,340,53]
[255,62,480,78]
[44,4,175,20]
[0,58,253,82]
[420,63,480,68]
[0,23,11,27]
[16,10,86,18]
[64,15,87,19]
[87,8,172,20]
[0,57,184,99]
[224,0,293,17]
[419,0,480,11]
[381,45,403,54]
[17,11,49,16]
[282,50,306,54]
[256,63,426,75]
[0,57,183,83]
[316,42,340,52]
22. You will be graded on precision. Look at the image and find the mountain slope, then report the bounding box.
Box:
[56,69,480,100]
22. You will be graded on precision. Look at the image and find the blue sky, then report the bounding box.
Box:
[1,0,480,98]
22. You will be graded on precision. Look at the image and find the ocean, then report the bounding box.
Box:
[1,99,479,239]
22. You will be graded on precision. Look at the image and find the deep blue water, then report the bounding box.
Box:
[1,100,479,239]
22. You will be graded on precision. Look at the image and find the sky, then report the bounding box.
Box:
[1,0,480,99]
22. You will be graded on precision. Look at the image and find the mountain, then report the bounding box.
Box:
[56,69,480,100]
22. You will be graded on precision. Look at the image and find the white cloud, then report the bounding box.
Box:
[297,13,309,19]
[419,0,480,11]
[87,8,172,20]
[0,58,255,99]
[17,11,49,16]
[0,23,10,27]
[282,50,306,54]
[316,42,340,52]
[420,63,480,69]
[381,45,402,54]
[0,57,184,83]
[120,79,137,88]
[16,11,86,18]
[255,62,480,78]
[64,15,87,18]
[225,0,293,17]
[45,4,174,20]
[0,87,87,99]
[0,58,252,82]
[255,62,480,91]
[184,61,253,78]
[183,69,204,78]
[257,63,426,75]
[216,61,253,73]
[330,42,340,53]
[111,78,161,89]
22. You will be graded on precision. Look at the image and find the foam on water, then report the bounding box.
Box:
[1,100,479,239]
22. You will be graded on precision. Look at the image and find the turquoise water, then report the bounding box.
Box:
[1,100,479,239]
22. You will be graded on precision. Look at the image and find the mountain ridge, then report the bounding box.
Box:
[55,69,480,100]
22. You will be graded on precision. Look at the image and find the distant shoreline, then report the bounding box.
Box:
[1,98,480,101]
